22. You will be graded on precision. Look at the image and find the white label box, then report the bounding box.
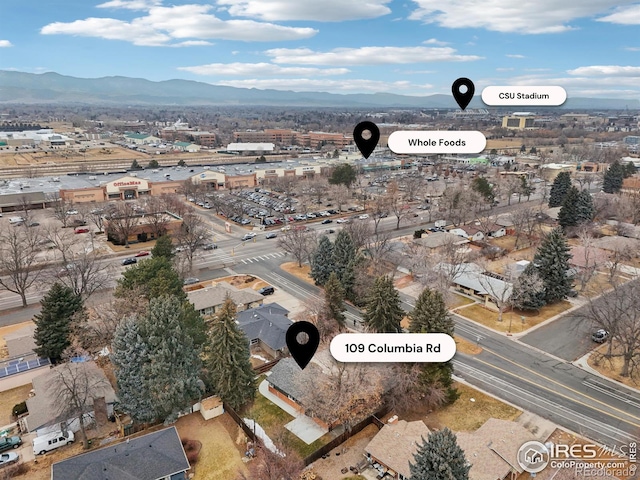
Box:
[388,131,486,154]
[330,333,456,363]
[482,86,567,106]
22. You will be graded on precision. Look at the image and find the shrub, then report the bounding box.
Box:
[12,401,27,417]
[413,229,426,239]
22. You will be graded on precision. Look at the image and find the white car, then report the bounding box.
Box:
[0,452,18,467]
[65,210,78,215]
[281,225,291,231]
[336,218,350,224]
[359,214,370,220]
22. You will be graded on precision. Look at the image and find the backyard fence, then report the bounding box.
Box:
[224,402,257,442]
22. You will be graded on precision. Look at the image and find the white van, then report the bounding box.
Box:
[9,217,25,224]
[32,431,74,455]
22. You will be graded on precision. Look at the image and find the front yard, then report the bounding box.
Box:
[0,383,32,426]
[456,301,572,334]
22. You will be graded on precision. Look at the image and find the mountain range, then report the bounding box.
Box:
[0,70,637,110]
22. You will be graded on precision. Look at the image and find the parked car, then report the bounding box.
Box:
[135,251,150,257]
[202,243,218,250]
[121,258,137,266]
[32,431,74,456]
[281,225,291,231]
[26,221,40,227]
[0,452,18,467]
[0,436,21,453]
[265,232,278,239]
[336,218,350,224]
[65,210,78,215]
[258,286,275,296]
[358,214,370,220]
[74,228,90,234]
[592,329,609,343]
[183,277,200,285]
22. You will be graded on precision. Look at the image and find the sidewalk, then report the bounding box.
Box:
[573,352,640,395]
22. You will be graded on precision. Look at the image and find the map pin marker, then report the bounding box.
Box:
[353,121,380,159]
[286,321,320,370]
[452,78,475,111]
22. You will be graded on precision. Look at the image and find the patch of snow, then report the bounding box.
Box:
[243,418,284,457]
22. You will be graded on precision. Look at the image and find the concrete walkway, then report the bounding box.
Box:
[257,380,327,445]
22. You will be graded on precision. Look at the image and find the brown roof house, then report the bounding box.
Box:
[364,418,431,480]
[187,282,264,318]
[23,361,117,436]
[456,418,535,480]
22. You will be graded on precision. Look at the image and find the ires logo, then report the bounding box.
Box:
[517,441,636,474]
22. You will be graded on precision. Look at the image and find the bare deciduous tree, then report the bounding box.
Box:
[277,229,317,267]
[175,210,210,272]
[105,202,139,246]
[238,429,304,480]
[0,225,44,307]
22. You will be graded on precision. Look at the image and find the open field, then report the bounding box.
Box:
[456,301,572,334]
[0,146,149,166]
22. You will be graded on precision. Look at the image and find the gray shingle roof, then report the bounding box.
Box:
[267,357,320,403]
[236,303,291,351]
[25,361,117,432]
[187,282,264,312]
[51,426,189,480]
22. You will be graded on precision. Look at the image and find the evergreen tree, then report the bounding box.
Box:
[519,175,534,200]
[151,235,175,260]
[603,160,625,193]
[116,256,185,301]
[328,163,357,188]
[409,289,453,335]
[409,428,470,480]
[533,228,573,303]
[576,189,595,224]
[624,161,636,178]
[332,231,356,280]
[177,159,187,167]
[557,186,580,228]
[179,301,208,349]
[310,236,334,286]
[323,272,346,329]
[111,316,155,423]
[205,297,256,410]
[33,283,84,363]
[362,276,403,333]
[148,159,160,169]
[510,263,546,311]
[471,177,494,202]
[130,159,141,170]
[548,171,572,207]
[342,258,359,303]
[139,296,203,424]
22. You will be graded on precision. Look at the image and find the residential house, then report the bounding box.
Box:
[569,246,610,271]
[236,303,292,358]
[440,263,513,308]
[449,225,485,242]
[364,418,431,480]
[592,235,640,253]
[495,216,516,235]
[51,426,190,480]
[485,224,507,238]
[23,361,117,435]
[506,260,530,279]
[456,418,535,480]
[415,231,469,251]
[173,141,201,153]
[187,282,264,318]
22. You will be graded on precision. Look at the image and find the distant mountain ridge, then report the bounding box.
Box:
[0,70,637,109]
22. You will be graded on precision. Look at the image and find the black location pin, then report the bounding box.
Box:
[286,321,320,370]
[353,121,380,159]
[452,78,475,111]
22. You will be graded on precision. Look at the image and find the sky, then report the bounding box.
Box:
[3,0,640,98]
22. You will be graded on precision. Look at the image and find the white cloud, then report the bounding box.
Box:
[178,62,349,76]
[624,46,640,51]
[170,40,213,47]
[0,40,13,47]
[506,72,640,95]
[97,0,161,10]
[496,67,514,71]
[567,65,640,76]
[265,46,482,66]
[212,77,434,94]
[598,5,640,24]
[216,0,391,21]
[506,54,525,58]
[422,38,449,45]
[41,4,317,46]
[409,0,634,33]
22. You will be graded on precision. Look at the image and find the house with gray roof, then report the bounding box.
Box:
[24,361,117,435]
[187,282,263,318]
[51,426,190,480]
[439,262,513,308]
[236,303,292,358]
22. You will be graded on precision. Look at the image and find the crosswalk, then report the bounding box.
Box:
[196,249,288,268]
[240,252,287,264]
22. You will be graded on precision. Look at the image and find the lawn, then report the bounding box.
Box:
[588,343,640,388]
[457,301,572,334]
[280,262,313,284]
[428,382,521,431]
[453,335,482,356]
[245,386,335,459]
[0,383,33,426]
[447,293,474,310]
[175,413,247,480]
